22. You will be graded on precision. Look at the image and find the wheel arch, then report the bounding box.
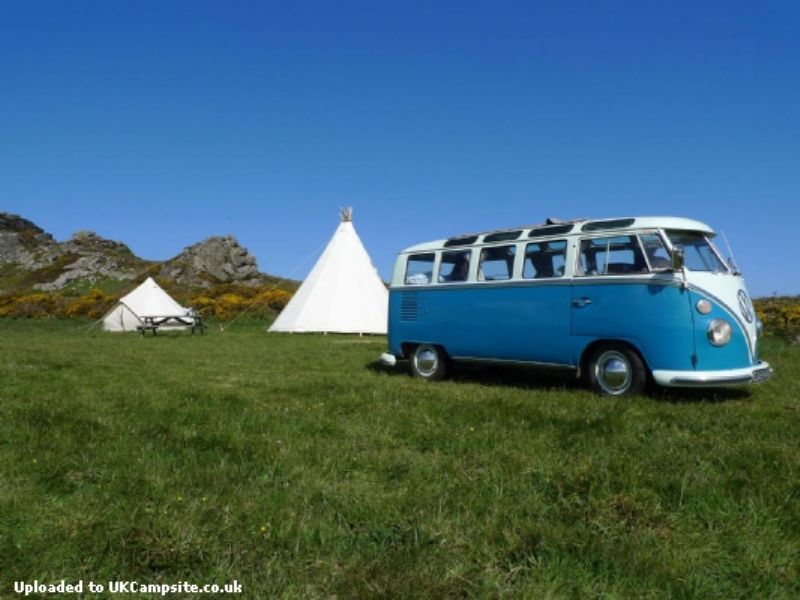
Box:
[400,341,450,360]
[579,338,652,378]
[399,342,416,359]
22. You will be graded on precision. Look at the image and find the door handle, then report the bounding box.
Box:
[572,297,592,307]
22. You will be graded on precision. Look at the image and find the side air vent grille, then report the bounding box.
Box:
[400,292,418,322]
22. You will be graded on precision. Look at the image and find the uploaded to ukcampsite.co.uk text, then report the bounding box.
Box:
[13,579,243,596]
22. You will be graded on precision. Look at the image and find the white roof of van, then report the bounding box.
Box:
[400,216,715,254]
[633,216,714,233]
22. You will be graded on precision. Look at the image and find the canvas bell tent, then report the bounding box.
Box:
[103,277,192,332]
[269,209,388,334]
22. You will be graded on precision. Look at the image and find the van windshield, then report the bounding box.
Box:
[666,231,728,272]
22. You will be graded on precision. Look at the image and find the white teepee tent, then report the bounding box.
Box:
[103,277,190,332]
[269,209,388,334]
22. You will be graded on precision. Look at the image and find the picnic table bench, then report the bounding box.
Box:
[137,315,206,336]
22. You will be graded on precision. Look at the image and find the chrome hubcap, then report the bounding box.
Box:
[414,346,439,377]
[594,351,631,395]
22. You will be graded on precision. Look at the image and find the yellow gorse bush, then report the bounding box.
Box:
[755,297,800,340]
[64,288,116,319]
[0,293,67,318]
[258,289,292,312]
[0,281,296,321]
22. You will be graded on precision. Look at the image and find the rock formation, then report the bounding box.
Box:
[160,236,261,287]
[0,212,267,292]
[0,213,59,268]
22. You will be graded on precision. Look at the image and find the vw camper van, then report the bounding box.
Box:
[380,216,773,395]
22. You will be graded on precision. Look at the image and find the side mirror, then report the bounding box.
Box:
[671,246,685,271]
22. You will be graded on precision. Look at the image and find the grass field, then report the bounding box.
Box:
[1,319,798,598]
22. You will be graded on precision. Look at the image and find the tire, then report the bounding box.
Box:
[586,344,647,396]
[409,344,450,381]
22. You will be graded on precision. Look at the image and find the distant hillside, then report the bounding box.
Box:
[0,212,293,295]
[0,212,298,320]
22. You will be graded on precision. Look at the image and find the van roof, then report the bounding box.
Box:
[400,216,715,254]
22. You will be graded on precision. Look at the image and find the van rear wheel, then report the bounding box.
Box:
[410,344,449,381]
[587,345,646,396]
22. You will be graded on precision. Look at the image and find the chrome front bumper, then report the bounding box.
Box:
[379,352,398,367]
[652,361,773,388]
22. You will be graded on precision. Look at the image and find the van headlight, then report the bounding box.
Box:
[707,319,732,346]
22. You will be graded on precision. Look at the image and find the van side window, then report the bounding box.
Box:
[523,240,567,278]
[578,235,648,275]
[639,234,671,270]
[479,245,516,281]
[405,253,435,285]
[438,250,471,283]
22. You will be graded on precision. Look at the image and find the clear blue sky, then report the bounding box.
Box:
[1,1,798,296]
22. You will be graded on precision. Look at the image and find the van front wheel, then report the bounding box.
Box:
[587,345,646,396]
[410,344,449,381]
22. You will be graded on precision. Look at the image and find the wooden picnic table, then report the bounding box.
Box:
[137,315,206,336]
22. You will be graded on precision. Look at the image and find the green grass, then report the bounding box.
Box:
[0,319,798,598]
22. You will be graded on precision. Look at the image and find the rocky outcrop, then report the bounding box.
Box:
[30,230,142,291]
[0,212,266,292]
[63,230,134,255]
[0,213,58,268]
[34,254,138,291]
[160,236,261,287]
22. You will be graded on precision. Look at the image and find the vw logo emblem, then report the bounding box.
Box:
[738,290,753,323]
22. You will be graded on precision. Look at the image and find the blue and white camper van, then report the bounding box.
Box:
[380,216,773,395]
